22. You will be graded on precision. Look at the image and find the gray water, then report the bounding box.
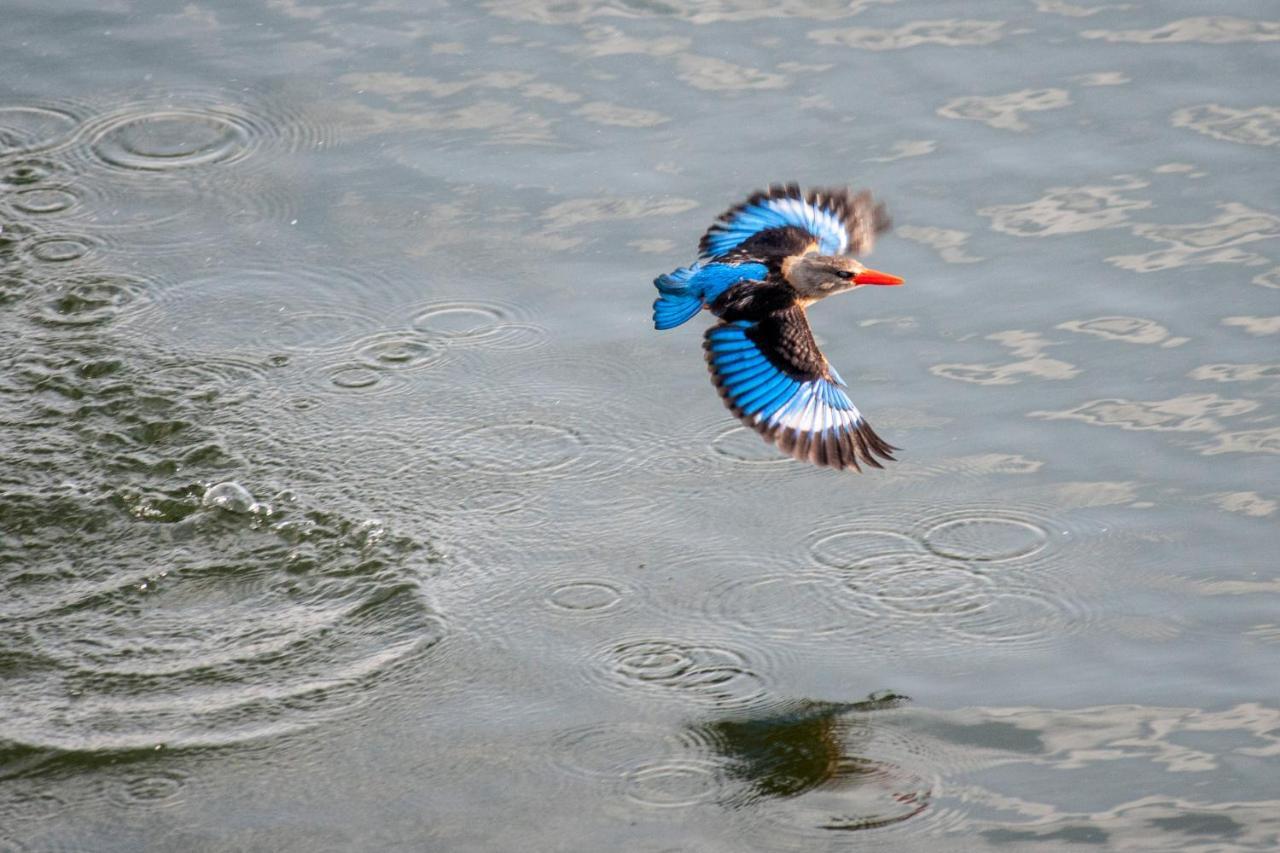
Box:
[2,1,1278,850]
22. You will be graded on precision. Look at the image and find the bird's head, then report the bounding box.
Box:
[781,254,904,301]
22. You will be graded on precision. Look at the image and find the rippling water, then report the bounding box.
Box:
[2,0,1278,850]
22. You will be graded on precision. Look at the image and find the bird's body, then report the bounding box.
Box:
[651,184,903,471]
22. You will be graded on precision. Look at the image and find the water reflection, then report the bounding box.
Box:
[1081,17,1280,45]
[702,693,931,835]
[938,88,1072,132]
[554,693,934,841]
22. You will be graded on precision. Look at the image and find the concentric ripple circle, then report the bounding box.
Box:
[552,722,688,779]
[91,109,251,171]
[0,790,66,823]
[920,512,1050,562]
[944,586,1090,647]
[588,637,769,708]
[842,552,994,618]
[810,528,922,569]
[623,759,723,808]
[746,756,932,844]
[27,273,152,327]
[127,267,386,354]
[25,233,96,264]
[9,187,79,215]
[446,422,586,475]
[1,486,446,751]
[408,299,549,351]
[709,570,868,640]
[0,105,80,154]
[147,357,275,407]
[327,363,382,389]
[709,424,791,465]
[354,332,447,371]
[103,770,188,808]
[410,301,508,338]
[309,361,413,398]
[546,580,625,613]
[549,720,726,809]
[795,501,1112,653]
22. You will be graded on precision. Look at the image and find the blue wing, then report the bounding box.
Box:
[699,183,890,261]
[652,261,768,330]
[703,318,896,471]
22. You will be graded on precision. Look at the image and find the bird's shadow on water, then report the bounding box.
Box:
[691,691,934,836]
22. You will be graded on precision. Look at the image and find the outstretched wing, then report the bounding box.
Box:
[703,308,896,471]
[699,183,891,261]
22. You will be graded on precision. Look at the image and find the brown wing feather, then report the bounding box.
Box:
[698,183,892,260]
[702,305,897,472]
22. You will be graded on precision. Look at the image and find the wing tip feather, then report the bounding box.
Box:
[703,322,899,473]
[699,183,894,259]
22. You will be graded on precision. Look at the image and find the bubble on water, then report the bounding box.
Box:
[201,481,258,514]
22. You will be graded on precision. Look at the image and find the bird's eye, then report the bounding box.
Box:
[838,270,856,280]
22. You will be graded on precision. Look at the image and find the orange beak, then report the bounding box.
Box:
[853,268,904,286]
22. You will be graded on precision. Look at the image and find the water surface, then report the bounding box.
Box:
[1,0,1278,849]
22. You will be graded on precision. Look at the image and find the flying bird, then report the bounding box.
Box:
[651,183,903,471]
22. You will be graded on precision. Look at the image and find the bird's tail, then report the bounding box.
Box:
[652,264,703,330]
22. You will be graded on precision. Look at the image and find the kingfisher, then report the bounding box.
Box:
[651,183,904,471]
